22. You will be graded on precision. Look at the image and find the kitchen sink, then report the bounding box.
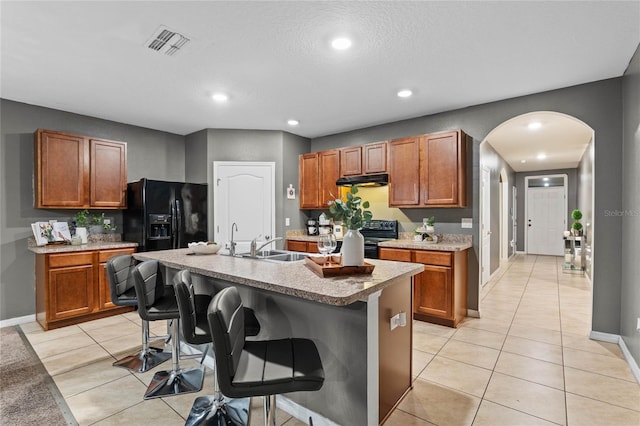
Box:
[230,249,307,263]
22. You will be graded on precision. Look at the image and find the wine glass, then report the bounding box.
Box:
[317,234,332,265]
[327,234,338,263]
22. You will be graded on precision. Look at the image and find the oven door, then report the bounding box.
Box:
[364,244,379,259]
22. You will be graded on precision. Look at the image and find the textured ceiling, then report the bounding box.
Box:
[1,1,638,170]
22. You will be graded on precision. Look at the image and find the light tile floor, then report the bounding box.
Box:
[18,254,640,425]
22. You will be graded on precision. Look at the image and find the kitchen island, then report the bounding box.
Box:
[134,248,423,426]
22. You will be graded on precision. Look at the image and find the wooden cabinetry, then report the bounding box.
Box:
[387,130,467,208]
[379,247,468,327]
[299,149,340,210]
[286,240,319,253]
[34,129,127,209]
[340,141,387,177]
[35,247,136,330]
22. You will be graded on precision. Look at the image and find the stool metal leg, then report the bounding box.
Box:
[185,344,250,426]
[112,319,171,373]
[144,319,204,399]
[263,395,276,426]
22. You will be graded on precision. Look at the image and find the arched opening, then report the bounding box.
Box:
[478,111,595,314]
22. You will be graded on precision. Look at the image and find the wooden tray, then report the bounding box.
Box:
[304,256,375,278]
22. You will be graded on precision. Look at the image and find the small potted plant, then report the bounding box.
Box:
[327,186,373,266]
[73,209,90,243]
[571,209,583,236]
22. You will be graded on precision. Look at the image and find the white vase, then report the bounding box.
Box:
[75,227,88,244]
[341,228,364,266]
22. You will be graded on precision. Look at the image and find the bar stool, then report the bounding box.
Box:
[106,254,170,372]
[132,260,204,399]
[207,286,325,426]
[173,270,257,425]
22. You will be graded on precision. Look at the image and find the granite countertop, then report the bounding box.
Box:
[378,239,472,252]
[134,248,423,306]
[28,240,138,254]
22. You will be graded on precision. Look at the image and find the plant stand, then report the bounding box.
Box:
[563,236,585,274]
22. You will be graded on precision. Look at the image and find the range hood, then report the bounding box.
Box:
[336,173,389,187]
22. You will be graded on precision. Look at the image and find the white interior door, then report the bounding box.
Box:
[526,186,566,255]
[213,162,275,253]
[481,167,491,286]
[512,186,517,253]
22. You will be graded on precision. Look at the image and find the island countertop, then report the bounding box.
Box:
[134,248,423,306]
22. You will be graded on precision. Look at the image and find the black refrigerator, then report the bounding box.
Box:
[123,178,208,252]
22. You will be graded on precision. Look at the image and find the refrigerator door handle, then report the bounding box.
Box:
[175,199,182,249]
[171,201,177,249]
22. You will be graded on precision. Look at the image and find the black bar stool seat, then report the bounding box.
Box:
[132,260,204,399]
[208,286,324,426]
[106,254,170,372]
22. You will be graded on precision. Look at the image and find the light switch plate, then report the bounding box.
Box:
[461,218,473,228]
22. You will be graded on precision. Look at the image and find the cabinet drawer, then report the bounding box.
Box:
[48,252,94,268]
[414,251,452,267]
[99,248,135,263]
[379,248,412,262]
[287,240,308,252]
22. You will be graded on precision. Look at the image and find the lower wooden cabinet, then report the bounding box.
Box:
[379,247,468,327]
[35,247,136,330]
[286,239,319,253]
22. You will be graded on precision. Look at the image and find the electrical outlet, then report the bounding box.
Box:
[285,218,290,227]
[637,317,640,332]
[461,218,472,229]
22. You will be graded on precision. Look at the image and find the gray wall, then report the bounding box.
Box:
[515,168,579,252]
[311,78,624,336]
[481,141,516,273]
[577,139,594,278]
[621,44,640,366]
[0,99,185,321]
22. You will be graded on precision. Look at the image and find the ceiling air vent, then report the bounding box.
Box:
[145,25,190,56]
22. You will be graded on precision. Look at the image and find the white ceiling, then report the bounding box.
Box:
[1,1,639,170]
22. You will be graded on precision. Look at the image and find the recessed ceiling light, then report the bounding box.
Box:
[521,160,527,163]
[543,177,549,181]
[212,93,228,102]
[287,119,299,126]
[397,89,413,98]
[528,122,542,130]
[544,183,550,187]
[537,153,547,160]
[331,37,352,50]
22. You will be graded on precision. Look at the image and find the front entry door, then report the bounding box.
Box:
[213,162,275,253]
[526,186,565,256]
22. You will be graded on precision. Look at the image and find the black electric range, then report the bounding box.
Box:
[360,220,398,259]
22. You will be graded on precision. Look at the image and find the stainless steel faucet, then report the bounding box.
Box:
[250,236,283,257]
[229,222,239,256]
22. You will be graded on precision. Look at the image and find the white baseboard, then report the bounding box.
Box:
[0,314,36,328]
[467,309,480,318]
[590,331,640,383]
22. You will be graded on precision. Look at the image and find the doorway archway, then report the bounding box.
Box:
[478,111,594,314]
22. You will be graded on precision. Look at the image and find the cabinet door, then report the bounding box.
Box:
[48,265,95,320]
[318,150,340,208]
[299,153,319,209]
[90,139,127,208]
[414,265,452,319]
[363,141,387,174]
[340,146,362,177]
[98,248,136,310]
[35,129,89,208]
[388,137,421,206]
[420,130,466,206]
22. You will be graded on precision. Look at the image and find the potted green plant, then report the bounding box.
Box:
[328,186,373,266]
[571,209,583,236]
[73,209,90,243]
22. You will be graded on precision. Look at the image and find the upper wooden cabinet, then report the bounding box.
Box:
[388,130,467,208]
[339,141,387,177]
[299,149,340,210]
[34,129,127,209]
